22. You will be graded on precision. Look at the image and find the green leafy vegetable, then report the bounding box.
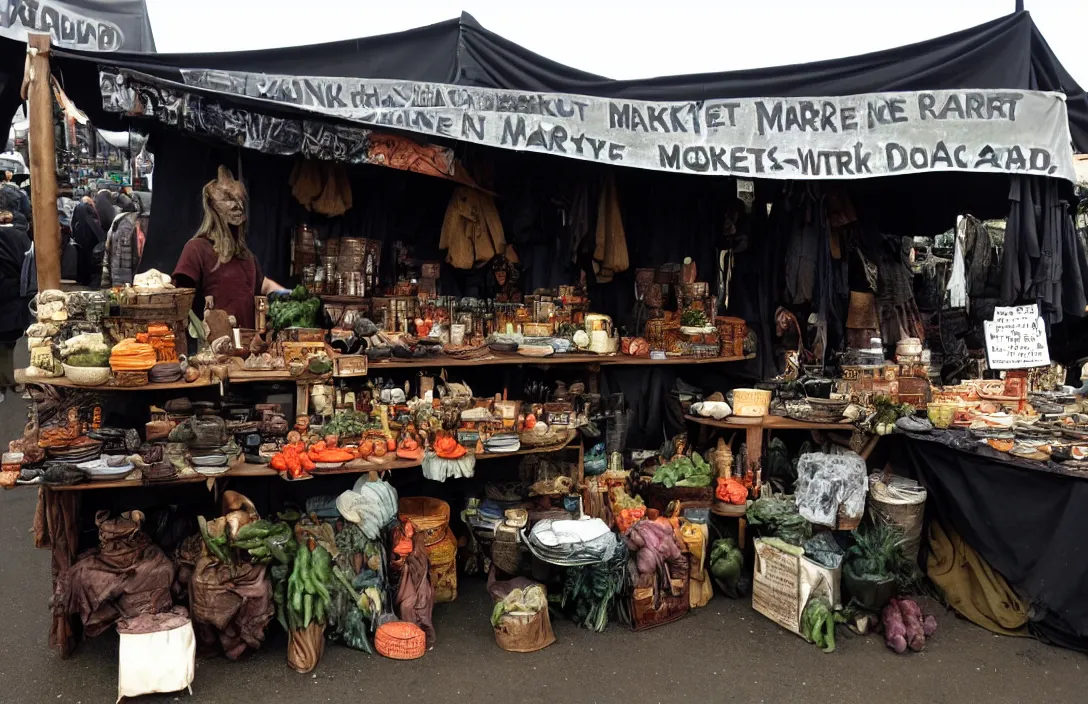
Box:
[651,452,713,488]
[746,495,812,546]
[268,285,322,332]
[846,521,919,591]
[65,350,111,367]
[680,308,709,327]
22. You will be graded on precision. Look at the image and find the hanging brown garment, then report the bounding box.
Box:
[189,557,275,660]
[395,531,436,645]
[55,511,175,640]
[439,187,507,270]
[290,159,353,217]
[592,171,629,283]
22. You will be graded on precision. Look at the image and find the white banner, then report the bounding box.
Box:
[124,68,1079,182]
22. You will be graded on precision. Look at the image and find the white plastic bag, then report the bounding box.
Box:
[794,451,868,527]
[117,619,195,702]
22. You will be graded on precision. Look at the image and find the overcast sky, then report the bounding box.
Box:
[145,0,1087,87]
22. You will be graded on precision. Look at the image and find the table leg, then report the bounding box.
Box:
[39,487,80,657]
[746,425,762,498]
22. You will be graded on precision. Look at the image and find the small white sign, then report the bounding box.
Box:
[983,304,1050,370]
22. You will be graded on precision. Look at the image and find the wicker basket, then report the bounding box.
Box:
[61,364,110,386]
[491,529,522,574]
[425,532,458,603]
[715,316,747,357]
[640,481,713,514]
[375,621,426,660]
[398,497,450,546]
[117,288,196,321]
[111,370,149,387]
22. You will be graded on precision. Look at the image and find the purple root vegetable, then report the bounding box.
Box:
[923,614,938,636]
[883,601,908,653]
[898,597,923,620]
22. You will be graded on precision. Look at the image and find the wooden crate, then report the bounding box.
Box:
[116,288,195,322]
[715,316,747,357]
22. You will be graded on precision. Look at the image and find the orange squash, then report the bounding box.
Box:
[358,440,374,458]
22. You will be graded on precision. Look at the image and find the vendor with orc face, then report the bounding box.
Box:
[173,166,285,328]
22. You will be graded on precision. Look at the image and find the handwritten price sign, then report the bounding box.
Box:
[983,304,1050,370]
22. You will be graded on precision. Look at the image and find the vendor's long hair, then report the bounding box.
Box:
[195,165,250,268]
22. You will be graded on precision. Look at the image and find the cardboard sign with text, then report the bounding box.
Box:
[752,538,840,637]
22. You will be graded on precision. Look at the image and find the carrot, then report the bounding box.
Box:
[270,454,287,472]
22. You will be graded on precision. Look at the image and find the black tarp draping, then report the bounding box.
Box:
[901,432,1088,652]
[0,11,1083,150]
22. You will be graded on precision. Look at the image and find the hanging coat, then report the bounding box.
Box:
[591,171,629,283]
[439,187,507,269]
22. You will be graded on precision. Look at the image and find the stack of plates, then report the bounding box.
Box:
[46,439,103,464]
[484,434,521,453]
[77,456,135,481]
[191,451,230,476]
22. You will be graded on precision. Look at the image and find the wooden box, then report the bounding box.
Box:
[333,355,368,378]
[281,328,325,343]
[543,402,573,427]
[282,341,326,365]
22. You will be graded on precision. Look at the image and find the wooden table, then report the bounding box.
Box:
[684,414,860,494]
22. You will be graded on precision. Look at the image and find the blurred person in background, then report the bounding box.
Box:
[93,188,116,233]
[0,209,30,401]
[70,199,106,287]
[100,193,145,288]
[1,170,30,222]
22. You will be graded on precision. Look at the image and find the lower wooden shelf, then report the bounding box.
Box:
[684,414,855,431]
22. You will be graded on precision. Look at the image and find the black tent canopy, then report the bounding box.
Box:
[0,10,1084,151]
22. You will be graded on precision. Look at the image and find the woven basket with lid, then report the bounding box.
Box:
[375,621,426,660]
[399,497,450,546]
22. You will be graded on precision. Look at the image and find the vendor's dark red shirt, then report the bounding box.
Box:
[174,238,263,329]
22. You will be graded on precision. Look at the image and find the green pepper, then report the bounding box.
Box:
[262,537,291,565]
[314,596,326,625]
[198,516,231,564]
[311,546,332,582]
[234,520,274,542]
[303,593,313,628]
[231,538,264,551]
[289,563,304,614]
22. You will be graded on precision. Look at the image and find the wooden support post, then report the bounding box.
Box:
[22,34,61,291]
[745,424,762,497]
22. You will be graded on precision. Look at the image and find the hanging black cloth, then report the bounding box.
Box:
[1001,176,1088,327]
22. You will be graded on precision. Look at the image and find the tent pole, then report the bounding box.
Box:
[22,33,61,292]
[1016,0,1024,12]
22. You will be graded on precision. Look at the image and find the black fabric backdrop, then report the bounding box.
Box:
[901,433,1088,652]
[0,11,1084,149]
